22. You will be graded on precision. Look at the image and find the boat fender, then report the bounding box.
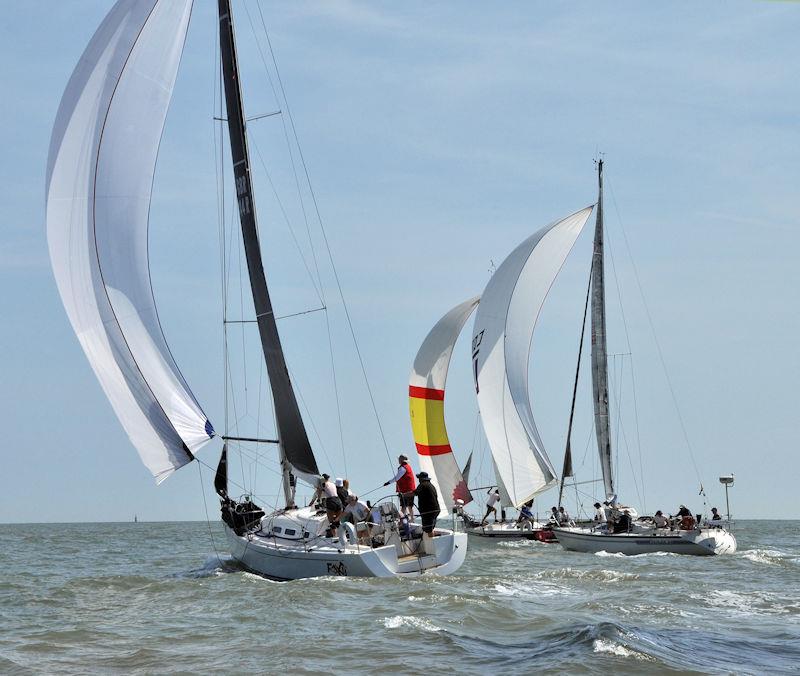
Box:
[338,522,357,546]
[520,520,534,532]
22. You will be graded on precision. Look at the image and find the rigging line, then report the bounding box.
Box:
[246,1,327,302]
[197,461,223,565]
[606,178,703,485]
[325,309,348,478]
[254,2,391,467]
[244,4,346,472]
[249,137,324,303]
[286,362,335,473]
[629,354,646,512]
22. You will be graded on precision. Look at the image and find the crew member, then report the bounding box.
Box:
[653,510,668,528]
[481,489,501,525]
[383,454,416,518]
[711,507,722,521]
[413,471,440,537]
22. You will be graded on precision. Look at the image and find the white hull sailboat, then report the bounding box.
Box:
[551,161,737,556]
[223,506,467,579]
[46,0,467,580]
[554,524,737,557]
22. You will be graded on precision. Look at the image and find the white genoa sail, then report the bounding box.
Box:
[409,297,479,511]
[472,207,594,507]
[46,0,213,483]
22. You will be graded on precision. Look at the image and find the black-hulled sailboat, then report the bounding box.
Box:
[46,0,466,579]
[552,161,737,556]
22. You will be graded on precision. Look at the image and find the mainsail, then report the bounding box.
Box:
[46,0,213,483]
[472,207,594,507]
[409,297,478,510]
[590,160,614,500]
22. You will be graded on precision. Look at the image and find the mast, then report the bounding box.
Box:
[218,0,319,507]
[590,159,614,501]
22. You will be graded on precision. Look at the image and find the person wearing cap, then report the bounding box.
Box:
[412,472,440,537]
[309,474,342,535]
[481,488,501,525]
[676,504,695,530]
[335,478,349,507]
[383,454,416,518]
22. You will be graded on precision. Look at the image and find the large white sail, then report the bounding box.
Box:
[472,207,593,507]
[409,297,479,510]
[46,0,212,483]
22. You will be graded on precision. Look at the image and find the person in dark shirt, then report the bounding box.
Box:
[711,507,722,521]
[412,472,440,536]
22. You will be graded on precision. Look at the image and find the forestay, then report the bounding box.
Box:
[409,297,479,511]
[472,207,593,506]
[46,0,213,483]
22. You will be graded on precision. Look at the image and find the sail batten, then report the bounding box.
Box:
[47,0,213,483]
[473,207,594,507]
[410,297,478,510]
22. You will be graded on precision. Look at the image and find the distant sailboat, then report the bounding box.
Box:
[47,0,467,579]
[552,161,737,556]
[409,208,594,541]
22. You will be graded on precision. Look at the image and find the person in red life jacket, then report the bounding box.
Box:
[383,454,416,518]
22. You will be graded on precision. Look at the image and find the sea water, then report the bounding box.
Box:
[1,520,798,674]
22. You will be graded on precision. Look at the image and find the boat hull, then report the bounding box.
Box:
[552,526,737,556]
[224,523,468,580]
[467,522,556,543]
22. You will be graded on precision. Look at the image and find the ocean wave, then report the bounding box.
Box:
[592,637,653,660]
[381,615,442,632]
[594,550,675,558]
[174,555,241,579]
[533,567,640,582]
[740,548,788,565]
[691,589,800,618]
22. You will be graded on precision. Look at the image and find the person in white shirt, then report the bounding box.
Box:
[308,474,342,534]
[593,502,607,522]
[481,489,501,525]
[653,510,669,529]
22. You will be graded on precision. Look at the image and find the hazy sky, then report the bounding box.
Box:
[1,1,798,523]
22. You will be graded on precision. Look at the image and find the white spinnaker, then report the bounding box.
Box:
[472,207,593,507]
[409,297,479,511]
[46,0,212,483]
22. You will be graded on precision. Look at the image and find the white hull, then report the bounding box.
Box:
[467,520,549,540]
[553,525,737,556]
[224,507,468,580]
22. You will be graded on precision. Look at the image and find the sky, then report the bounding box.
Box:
[1,1,798,523]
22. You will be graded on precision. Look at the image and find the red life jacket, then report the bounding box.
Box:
[396,462,416,493]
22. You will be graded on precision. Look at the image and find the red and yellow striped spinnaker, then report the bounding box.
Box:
[408,297,479,509]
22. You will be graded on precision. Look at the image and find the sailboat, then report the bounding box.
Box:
[409,208,595,541]
[551,161,737,556]
[46,0,467,579]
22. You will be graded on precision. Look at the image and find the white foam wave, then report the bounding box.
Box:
[691,589,796,617]
[493,580,572,599]
[535,567,639,582]
[592,638,651,660]
[381,616,442,632]
[740,548,786,565]
[594,550,674,558]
